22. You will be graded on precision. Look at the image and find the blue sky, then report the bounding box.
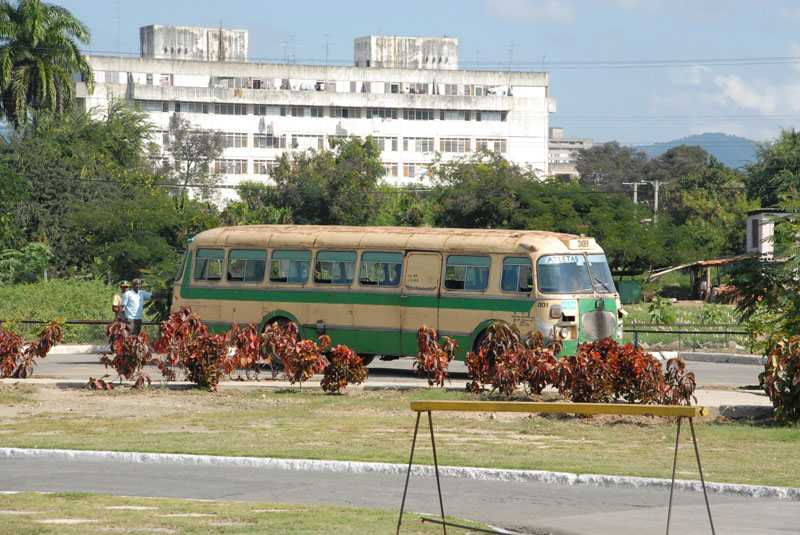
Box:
[60,0,800,147]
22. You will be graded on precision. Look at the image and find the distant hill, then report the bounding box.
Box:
[636,133,757,169]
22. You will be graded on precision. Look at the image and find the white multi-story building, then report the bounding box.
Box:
[75,26,556,198]
[548,127,593,181]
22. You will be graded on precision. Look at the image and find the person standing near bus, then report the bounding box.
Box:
[111,281,131,322]
[119,279,156,335]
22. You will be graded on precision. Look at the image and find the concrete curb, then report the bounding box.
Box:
[2,447,797,502]
[680,352,766,366]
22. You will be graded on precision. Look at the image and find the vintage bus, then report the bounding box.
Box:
[171,225,623,361]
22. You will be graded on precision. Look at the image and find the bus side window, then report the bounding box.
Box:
[227,249,267,283]
[501,257,533,293]
[270,250,312,284]
[445,255,490,291]
[315,251,357,285]
[194,248,224,281]
[359,252,403,287]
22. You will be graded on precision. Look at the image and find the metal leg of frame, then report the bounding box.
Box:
[689,418,716,534]
[397,412,422,535]
[666,417,682,534]
[428,411,447,534]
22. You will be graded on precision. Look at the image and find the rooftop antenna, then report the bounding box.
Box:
[115,0,121,53]
[507,43,516,71]
[542,52,546,72]
[278,35,298,64]
[476,49,481,70]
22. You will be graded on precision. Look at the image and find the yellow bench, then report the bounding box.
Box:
[397,401,714,535]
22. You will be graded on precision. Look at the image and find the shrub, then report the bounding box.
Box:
[228,322,264,380]
[414,326,457,388]
[662,357,697,406]
[282,335,330,387]
[321,344,368,394]
[101,322,174,389]
[760,336,800,424]
[152,306,235,391]
[0,322,63,378]
[647,296,676,324]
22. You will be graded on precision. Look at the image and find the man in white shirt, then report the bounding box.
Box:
[119,279,155,335]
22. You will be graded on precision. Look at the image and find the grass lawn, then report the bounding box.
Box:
[0,491,483,534]
[1,384,797,488]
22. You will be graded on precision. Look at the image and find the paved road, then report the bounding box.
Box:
[34,351,762,389]
[2,452,798,535]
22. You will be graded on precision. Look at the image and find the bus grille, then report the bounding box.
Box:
[581,310,617,340]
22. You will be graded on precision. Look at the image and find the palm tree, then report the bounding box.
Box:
[0,0,92,128]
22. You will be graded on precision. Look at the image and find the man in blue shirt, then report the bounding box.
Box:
[119,279,156,335]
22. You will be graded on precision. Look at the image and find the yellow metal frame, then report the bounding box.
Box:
[397,401,716,535]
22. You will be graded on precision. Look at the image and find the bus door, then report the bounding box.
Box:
[400,252,442,355]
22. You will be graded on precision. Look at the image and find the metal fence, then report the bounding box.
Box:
[623,323,750,353]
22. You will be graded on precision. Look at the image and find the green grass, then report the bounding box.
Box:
[1,385,798,488]
[0,492,482,535]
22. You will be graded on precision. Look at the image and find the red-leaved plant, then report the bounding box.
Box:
[0,323,63,378]
[662,357,697,406]
[101,321,174,389]
[321,344,369,394]
[281,331,330,387]
[228,323,263,380]
[152,305,234,391]
[414,326,458,388]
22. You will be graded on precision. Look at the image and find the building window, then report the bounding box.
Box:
[215,159,247,174]
[444,84,459,95]
[383,163,398,177]
[403,137,434,152]
[134,99,166,112]
[403,163,431,178]
[440,138,471,153]
[214,103,247,115]
[291,134,324,151]
[374,136,398,152]
[476,111,506,122]
[476,138,507,153]
[751,218,760,249]
[366,107,398,120]
[440,110,470,121]
[253,160,279,175]
[253,134,285,149]
[403,108,434,121]
[175,101,208,114]
[407,82,428,94]
[254,105,282,116]
[331,106,361,119]
[222,133,247,148]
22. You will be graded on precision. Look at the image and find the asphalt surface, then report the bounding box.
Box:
[2,347,790,534]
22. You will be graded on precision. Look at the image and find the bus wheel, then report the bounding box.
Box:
[360,354,375,366]
[262,317,294,372]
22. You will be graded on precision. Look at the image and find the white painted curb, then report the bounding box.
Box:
[2,448,797,502]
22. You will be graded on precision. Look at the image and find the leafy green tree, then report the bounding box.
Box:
[0,0,92,127]
[2,104,157,275]
[0,153,27,248]
[746,128,800,207]
[373,183,434,227]
[154,114,225,202]
[728,192,800,343]
[0,241,50,283]
[575,141,647,190]
[646,145,710,186]
[431,149,531,228]
[268,136,383,225]
[220,181,291,226]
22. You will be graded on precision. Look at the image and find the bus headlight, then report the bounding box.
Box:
[559,327,569,339]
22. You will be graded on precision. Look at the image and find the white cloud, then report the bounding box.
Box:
[484,0,577,23]
[668,66,711,86]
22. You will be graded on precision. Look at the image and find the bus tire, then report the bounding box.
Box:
[262,317,294,371]
[360,354,375,366]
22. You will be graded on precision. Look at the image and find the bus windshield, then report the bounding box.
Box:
[588,254,617,294]
[537,254,593,294]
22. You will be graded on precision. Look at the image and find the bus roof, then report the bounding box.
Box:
[189,225,602,255]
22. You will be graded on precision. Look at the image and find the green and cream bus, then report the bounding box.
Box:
[171,225,623,360]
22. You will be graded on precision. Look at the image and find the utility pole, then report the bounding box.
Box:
[623,181,643,204]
